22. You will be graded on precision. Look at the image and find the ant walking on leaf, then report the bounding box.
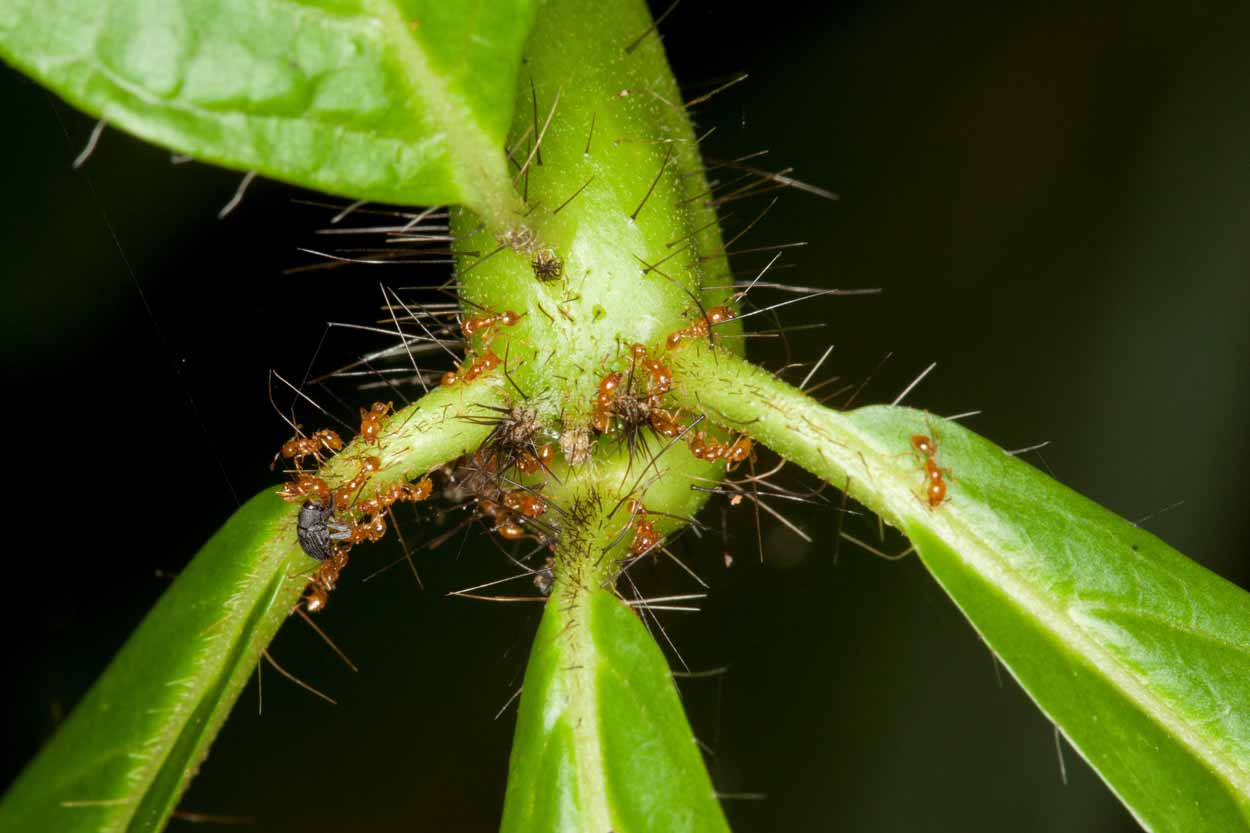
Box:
[910,419,951,508]
[271,428,343,471]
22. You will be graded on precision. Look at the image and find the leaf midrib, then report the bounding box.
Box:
[565,585,613,832]
[362,0,514,222]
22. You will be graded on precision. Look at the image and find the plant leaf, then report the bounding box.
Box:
[501,586,730,833]
[671,344,1250,832]
[0,490,305,833]
[884,408,1250,832]
[0,384,501,833]
[0,0,539,218]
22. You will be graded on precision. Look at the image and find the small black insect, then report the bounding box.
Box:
[531,249,563,281]
[297,500,350,561]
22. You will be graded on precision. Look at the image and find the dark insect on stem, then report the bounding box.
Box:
[297,499,351,562]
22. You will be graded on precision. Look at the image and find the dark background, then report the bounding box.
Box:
[3,1,1250,830]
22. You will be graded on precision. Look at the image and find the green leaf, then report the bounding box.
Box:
[0,384,501,833]
[671,343,1250,832]
[502,585,730,833]
[0,489,304,833]
[0,0,539,219]
[884,408,1250,832]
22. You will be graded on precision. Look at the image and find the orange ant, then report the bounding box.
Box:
[642,356,673,398]
[665,306,736,350]
[442,349,502,387]
[400,478,435,503]
[476,497,506,524]
[475,488,549,543]
[503,490,548,518]
[629,343,673,402]
[359,401,392,445]
[628,343,687,436]
[273,428,343,470]
[351,477,435,517]
[277,408,432,612]
[305,549,349,613]
[591,371,622,432]
[649,408,683,438]
[626,500,661,557]
[332,456,383,509]
[516,444,554,474]
[347,476,433,529]
[593,347,682,440]
[477,496,524,540]
[910,434,936,458]
[461,309,523,340]
[910,430,950,508]
[688,432,753,467]
[305,583,330,613]
[335,514,386,545]
[278,474,332,505]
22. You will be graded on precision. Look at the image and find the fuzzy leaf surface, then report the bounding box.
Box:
[0,0,538,214]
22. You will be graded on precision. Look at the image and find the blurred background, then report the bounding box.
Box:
[3,0,1249,830]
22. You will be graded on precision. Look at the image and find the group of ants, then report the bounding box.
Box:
[272,304,950,614]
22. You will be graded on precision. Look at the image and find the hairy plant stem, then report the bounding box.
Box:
[318,380,507,486]
[450,0,739,434]
[668,342,905,524]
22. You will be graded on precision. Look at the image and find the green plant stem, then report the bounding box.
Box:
[669,342,903,521]
[451,0,740,432]
[319,381,507,487]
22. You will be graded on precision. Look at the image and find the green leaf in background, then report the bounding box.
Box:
[0,490,305,833]
[0,0,539,220]
[671,344,1250,831]
[502,585,730,833]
